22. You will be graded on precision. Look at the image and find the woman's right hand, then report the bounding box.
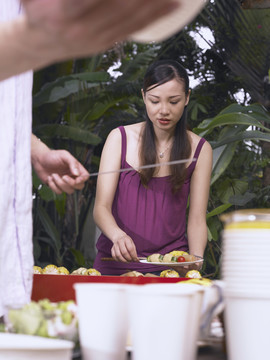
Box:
[111,234,138,263]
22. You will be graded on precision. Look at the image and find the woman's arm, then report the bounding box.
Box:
[93,129,138,262]
[187,140,213,258]
[0,0,178,81]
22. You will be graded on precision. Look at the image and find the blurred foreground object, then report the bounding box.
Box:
[6,300,78,342]
[0,333,74,360]
[131,0,208,42]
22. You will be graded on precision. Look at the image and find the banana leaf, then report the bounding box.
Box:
[35,124,102,145]
[33,72,110,106]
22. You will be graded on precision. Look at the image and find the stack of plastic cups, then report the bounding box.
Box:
[127,283,205,360]
[74,283,130,360]
[74,282,205,360]
[221,209,270,360]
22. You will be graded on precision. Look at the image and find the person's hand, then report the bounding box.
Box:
[21,0,179,62]
[111,234,138,263]
[31,135,89,194]
[36,149,90,194]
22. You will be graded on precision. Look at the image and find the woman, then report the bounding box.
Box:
[93,59,212,275]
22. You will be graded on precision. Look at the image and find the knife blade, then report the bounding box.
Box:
[90,157,196,177]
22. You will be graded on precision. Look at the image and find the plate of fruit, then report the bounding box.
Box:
[139,251,203,266]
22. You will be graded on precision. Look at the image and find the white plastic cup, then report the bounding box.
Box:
[221,277,270,288]
[185,286,205,360]
[224,290,270,360]
[127,283,202,360]
[222,264,270,274]
[222,249,270,257]
[74,283,129,360]
[222,229,270,239]
[224,285,270,298]
[221,267,270,281]
[222,271,270,278]
[222,247,270,255]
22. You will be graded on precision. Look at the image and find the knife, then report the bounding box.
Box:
[90,157,196,177]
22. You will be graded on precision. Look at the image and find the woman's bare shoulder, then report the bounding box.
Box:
[123,122,145,142]
[124,122,144,134]
[188,131,211,150]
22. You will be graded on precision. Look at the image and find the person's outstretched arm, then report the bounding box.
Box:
[0,0,178,81]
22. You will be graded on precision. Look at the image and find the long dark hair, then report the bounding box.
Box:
[139,59,191,193]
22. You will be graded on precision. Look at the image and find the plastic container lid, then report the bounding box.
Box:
[220,209,270,229]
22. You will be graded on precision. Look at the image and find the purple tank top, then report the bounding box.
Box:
[94,126,206,275]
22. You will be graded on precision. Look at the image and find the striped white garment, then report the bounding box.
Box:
[0,1,34,316]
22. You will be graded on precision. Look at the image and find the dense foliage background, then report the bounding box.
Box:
[32,0,270,278]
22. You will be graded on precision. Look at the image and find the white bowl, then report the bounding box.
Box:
[0,333,74,360]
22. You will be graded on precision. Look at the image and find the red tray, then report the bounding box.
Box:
[31,274,187,302]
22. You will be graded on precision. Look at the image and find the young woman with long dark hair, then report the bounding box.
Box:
[93,59,212,275]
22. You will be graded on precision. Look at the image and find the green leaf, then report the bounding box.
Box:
[54,194,66,218]
[206,203,232,219]
[38,185,56,202]
[69,248,86,267]
[33,238,42,260]
[35,236,60,258]
[37,205,61,253]
[211,143,237,184]
[216,178,248,204]
[219,103,270,124]
[32,171,41,189]
[193,118,213,135]
[35,124,102,145]
[119,47,158,80]
[207,218,219,242]
[82,95,124,121]
[212,130,270,148]
[191,105,198,121]
[33,72,110,106]
[194,113,270,137]
[207,226,213,242]
[228,191,257,206]
[32,172,56,201]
